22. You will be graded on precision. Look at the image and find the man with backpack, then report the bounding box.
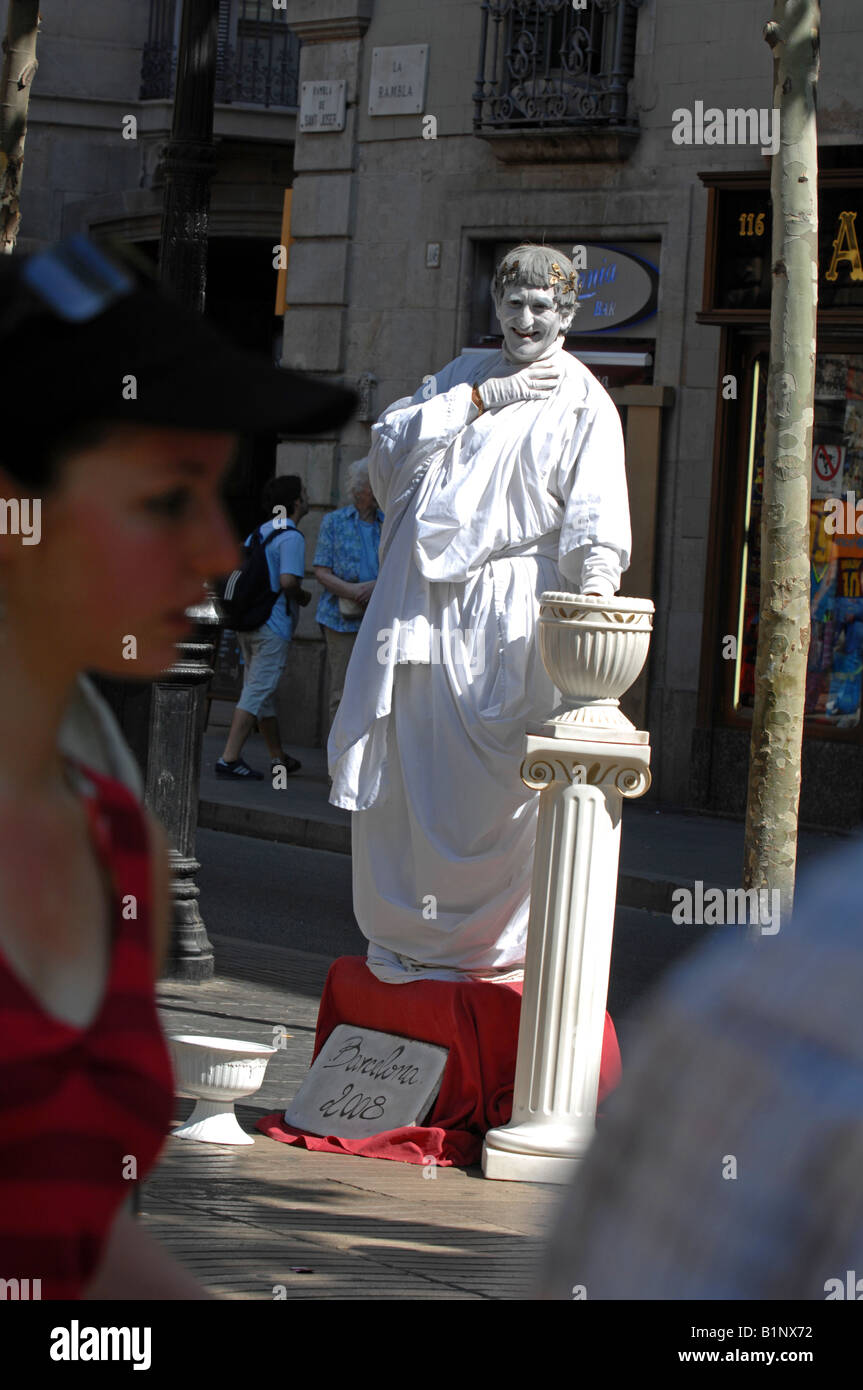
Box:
[215,475,310,780]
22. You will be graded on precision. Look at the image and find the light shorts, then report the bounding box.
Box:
[236,627,291,719]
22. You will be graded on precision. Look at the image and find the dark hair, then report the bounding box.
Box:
[0,418,113,491]
[261,474,303,519]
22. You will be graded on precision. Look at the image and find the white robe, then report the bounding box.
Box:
[328,338,631,983]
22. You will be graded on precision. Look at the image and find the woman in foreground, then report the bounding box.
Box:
[0,236,354,1298]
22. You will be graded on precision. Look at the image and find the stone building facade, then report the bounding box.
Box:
[11,0,863,822]
[280,0,863,826]
[15,0,309,722]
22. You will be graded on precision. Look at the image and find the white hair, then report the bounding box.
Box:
[491,242,580,318]
[347,457,371,500]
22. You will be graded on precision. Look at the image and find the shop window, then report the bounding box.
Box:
[733,350,863,728]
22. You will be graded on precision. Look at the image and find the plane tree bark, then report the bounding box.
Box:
[0,0,40,253]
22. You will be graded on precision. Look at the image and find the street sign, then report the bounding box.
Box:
[368,46,428,116]
[299,80,346,133]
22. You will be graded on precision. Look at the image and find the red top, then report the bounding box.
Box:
[0,761,174,1300]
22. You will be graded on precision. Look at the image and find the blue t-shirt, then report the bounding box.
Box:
[244,518,305,640]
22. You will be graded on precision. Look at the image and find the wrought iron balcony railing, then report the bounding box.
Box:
[141,0,300,109]
[473,0,641,132]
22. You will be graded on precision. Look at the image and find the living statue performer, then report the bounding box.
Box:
[328,244,631,984]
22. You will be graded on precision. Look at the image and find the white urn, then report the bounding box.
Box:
[534,592,655,740]
[169,1034,277,1145]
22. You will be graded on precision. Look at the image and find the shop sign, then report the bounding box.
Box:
[705,183,863,313]
[572,243,658,333]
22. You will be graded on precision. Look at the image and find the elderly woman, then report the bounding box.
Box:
[312,457,383,732]
[328,244,631,985]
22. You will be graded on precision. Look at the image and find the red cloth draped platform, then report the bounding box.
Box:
[257,955,622,1167]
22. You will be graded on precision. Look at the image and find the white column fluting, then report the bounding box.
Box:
[483,593,653,1184]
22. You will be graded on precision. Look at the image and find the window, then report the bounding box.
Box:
[141,0,299,107]
[473,0,640,132]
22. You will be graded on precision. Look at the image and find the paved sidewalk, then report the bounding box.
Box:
[149,934,560,1300]
[201,730,350,854]
[153,726,857,1299]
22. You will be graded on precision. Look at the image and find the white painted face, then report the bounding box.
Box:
[495,281,573,364]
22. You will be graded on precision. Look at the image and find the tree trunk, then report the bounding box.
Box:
[0,0,41,254]
[743,0,820,923]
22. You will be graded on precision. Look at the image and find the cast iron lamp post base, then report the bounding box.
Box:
[148,588,221,982]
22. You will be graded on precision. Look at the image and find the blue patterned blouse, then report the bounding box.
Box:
[313,504,384,633]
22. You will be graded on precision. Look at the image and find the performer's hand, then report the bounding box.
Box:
[478,364,562,410]
[354,580,375,605]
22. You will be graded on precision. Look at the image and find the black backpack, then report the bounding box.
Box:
[216,525,283,632]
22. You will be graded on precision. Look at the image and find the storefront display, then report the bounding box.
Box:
[698,165,863,740]
[691,163,863,823]
[734,353,863,728]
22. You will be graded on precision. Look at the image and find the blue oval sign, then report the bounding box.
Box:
[572,244,658,333]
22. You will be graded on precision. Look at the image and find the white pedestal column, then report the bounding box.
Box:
[483,592,653,1184]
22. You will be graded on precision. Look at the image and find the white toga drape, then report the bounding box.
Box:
[328,339,631,982]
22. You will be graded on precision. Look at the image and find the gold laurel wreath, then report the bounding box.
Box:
[547,261,579,294]
[496,257,579,296]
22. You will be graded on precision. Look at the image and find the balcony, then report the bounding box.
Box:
[141,0,300,109]
[473,0,642,163]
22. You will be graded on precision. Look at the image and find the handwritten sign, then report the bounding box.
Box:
[284,1025,448,1138]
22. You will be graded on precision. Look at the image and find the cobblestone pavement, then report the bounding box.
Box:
[148,935,560,1300]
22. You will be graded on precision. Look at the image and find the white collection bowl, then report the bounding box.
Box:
[538,593,654,702]
[169,1034,277,1145]
[536,592,654,734]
